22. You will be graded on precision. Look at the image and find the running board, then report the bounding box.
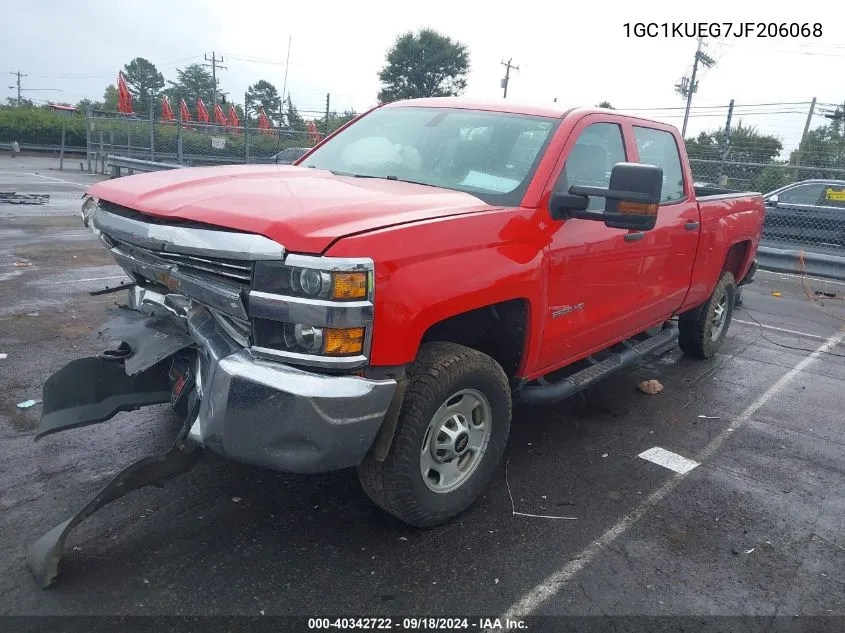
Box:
[515,324,679,405]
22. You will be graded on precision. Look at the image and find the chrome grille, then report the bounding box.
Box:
[111,237,253,289]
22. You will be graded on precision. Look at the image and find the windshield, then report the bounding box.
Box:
[299,106,560,206]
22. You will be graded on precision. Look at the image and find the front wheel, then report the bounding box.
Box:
[358,342,511,527]
[679,270,735,359]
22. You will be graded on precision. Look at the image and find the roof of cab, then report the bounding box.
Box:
[381,96,581,118]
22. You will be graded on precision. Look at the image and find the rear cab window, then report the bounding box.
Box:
[633,126,686,203]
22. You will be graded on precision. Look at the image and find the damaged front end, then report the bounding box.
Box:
[30,197,396,588]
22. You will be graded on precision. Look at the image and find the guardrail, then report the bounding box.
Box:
[106,155,183,178]
[757,244,845,281]
[1,141,87,154]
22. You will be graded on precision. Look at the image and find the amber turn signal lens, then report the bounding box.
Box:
[332,272,368,299]
[324,327,365,355]
[618,201,658,216]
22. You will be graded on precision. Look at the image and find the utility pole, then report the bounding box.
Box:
[675,38,715,139]
[500,58,519,98]
[280,35,291,127]
[324,93,330,137]
[203,52,227,116]
[717,99,734,186]
[792,97,817,168]
[9,70,27,106]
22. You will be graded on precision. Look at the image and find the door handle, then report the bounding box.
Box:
[684,221,700,230]
[624,232,645,242]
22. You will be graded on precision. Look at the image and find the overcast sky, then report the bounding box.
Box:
[4,0,844,152]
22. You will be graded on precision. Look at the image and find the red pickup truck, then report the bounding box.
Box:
[29,98,764,586]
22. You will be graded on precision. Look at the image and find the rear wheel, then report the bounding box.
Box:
[358,342,511,527]
[679,270,735,359]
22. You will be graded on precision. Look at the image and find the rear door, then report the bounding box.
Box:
[630,125,700,319]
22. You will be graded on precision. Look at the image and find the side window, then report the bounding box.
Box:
[633,126,686,203]
[555,123,626,211]
[779,183,825,206]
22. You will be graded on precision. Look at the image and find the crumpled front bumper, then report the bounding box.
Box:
[38,290,397,474]
[184,304,397,473]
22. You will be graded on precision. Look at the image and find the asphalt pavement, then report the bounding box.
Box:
[1,157,844,627]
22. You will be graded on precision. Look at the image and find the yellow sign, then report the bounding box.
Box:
[824,188,845,201]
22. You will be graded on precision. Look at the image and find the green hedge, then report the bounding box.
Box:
[0,107,87,146]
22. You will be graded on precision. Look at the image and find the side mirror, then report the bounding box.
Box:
[765,194,779,207]
[550,162,663,231]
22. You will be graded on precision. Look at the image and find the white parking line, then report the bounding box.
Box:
[757,269,845,288]
[493,327,845,628]
[733,319,825,340]
[638,447,700,474]
[0,171,91,188]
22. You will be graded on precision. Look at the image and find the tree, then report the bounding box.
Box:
[165,64,220,110]
[123,57,165,115]
[377,28,469,103]
[790,113,845,179]
[4,97,34,108]
[245,80,281,124]
[102,84,119,111]
[596,101,615,109]
[685,121,783,190]
[326,109,358,134]
[283,96,305,132]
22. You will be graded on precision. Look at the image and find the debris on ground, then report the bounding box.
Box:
[14,261,32,267]
[0,353,6,360]
[772,291,782,297]
[25,312,39,317]
[17,399,40,409]
[232,497,242,503]
[745,548,756,554]
[697,415,720,420]
[638,379,664,395]
[0,192,50,205]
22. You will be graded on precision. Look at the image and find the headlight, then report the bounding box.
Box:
[254,262,370,301]
[254,319,364,356]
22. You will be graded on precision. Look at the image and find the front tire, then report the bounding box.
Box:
[358,342,511,527]
[679,270,735,359]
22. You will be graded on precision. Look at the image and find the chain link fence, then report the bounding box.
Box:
[690,157,845,255]
[85,110,318,172]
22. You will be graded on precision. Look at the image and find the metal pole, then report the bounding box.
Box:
[127,128,132,159]
[280,35,291,125]
[177,110,183,165]
[85,107,92,173]
[792,97,817,170]
[99,131,105,175]
[717,99,734,186]
[324,93,330,136]
[59,122,66,171]
[109,130,114,163]
[149,107,155,161]
[681,39,702,139]
[244,94,250,163]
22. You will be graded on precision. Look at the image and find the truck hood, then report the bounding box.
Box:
[88,164,495,253]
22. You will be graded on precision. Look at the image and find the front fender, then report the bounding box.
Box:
[325,208,549,367]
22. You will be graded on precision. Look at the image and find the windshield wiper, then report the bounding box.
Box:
[348,174,437,188]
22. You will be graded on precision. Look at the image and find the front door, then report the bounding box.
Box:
[536,118,651,373]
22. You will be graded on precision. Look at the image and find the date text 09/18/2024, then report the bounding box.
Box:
[624,22,822,38]
[307,617,527,630]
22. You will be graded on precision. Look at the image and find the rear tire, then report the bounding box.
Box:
[358,342,511,528]
[679,270,735,359]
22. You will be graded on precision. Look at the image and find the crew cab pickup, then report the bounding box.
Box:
[28,98,764,587]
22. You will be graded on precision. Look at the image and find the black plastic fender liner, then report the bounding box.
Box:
[35,356,172,442]
[28,400,202,589]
